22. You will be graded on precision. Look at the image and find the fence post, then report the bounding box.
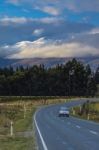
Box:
[24,104,26,119]
[87,114,90,120]
[80,105,82,113]
[10,121,14,136]
[72,108,75,115]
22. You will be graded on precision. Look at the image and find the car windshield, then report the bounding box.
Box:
[60,107,68,110]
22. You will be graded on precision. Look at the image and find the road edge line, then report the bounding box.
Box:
[34,111,48,150]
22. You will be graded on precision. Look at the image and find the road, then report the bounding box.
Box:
[34,100,99,150]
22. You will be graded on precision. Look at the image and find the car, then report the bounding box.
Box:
[58,107,69,117]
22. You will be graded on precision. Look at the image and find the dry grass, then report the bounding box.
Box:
[71,101,99,122]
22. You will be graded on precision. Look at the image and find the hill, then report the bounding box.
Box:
[0,57,98,70]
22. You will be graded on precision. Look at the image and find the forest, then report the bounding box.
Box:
[0,58,98,97]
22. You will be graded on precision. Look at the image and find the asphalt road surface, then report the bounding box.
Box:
[34,100,99,150]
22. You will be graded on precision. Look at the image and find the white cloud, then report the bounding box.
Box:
[88,28,99,35]
[0,16,31,25]
[32,29,44,36]
[1,38,98,59]
[0,16,62,25]
[39,17,62,24]
[42,6,60,16]
[6,0,99,13]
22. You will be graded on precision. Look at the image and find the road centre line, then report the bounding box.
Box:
[76,125,81,129]
[90,130,98,135]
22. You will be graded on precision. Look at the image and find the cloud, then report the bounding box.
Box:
[88,28,99,35]
[39,17,63,24]
[6,0,99,13]
[0,16,94,46]
[70,29,99,49]
[40,6,60,16]
[65,0,99,12]
[0,16,98,59]
[0,37,99,59]
[1,1,98,59]
[0,16,61,25]
[0,44,20,58]
[32,29,44,36]
[0,16,32,25]
[6,0,19,5]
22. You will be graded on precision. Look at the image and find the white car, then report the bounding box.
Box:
[58,107,69,117]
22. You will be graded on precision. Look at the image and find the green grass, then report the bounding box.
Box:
[14,108,36,132]
[0,137,36,150]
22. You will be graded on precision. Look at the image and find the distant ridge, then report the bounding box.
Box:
[0,57,98,70]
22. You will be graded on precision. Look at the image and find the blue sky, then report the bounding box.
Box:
[0,0,99,24]
[0,1,50,18]
[0,0,99,58]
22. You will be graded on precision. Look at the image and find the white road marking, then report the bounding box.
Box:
[34,111,48,150]
[90,130,98,135]
[76,125,81,129]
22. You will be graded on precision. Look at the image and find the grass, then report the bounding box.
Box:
[14,108,36,132]
[71,101,99,122]
[0,137,35,150]
[0,101,37,150]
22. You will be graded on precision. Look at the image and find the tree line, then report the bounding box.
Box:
[0,58,98,97]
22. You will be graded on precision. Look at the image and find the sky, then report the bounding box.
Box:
[0,0,99,59]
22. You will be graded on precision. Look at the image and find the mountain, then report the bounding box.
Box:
[0,58,19,68]
[0,57,98,70]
